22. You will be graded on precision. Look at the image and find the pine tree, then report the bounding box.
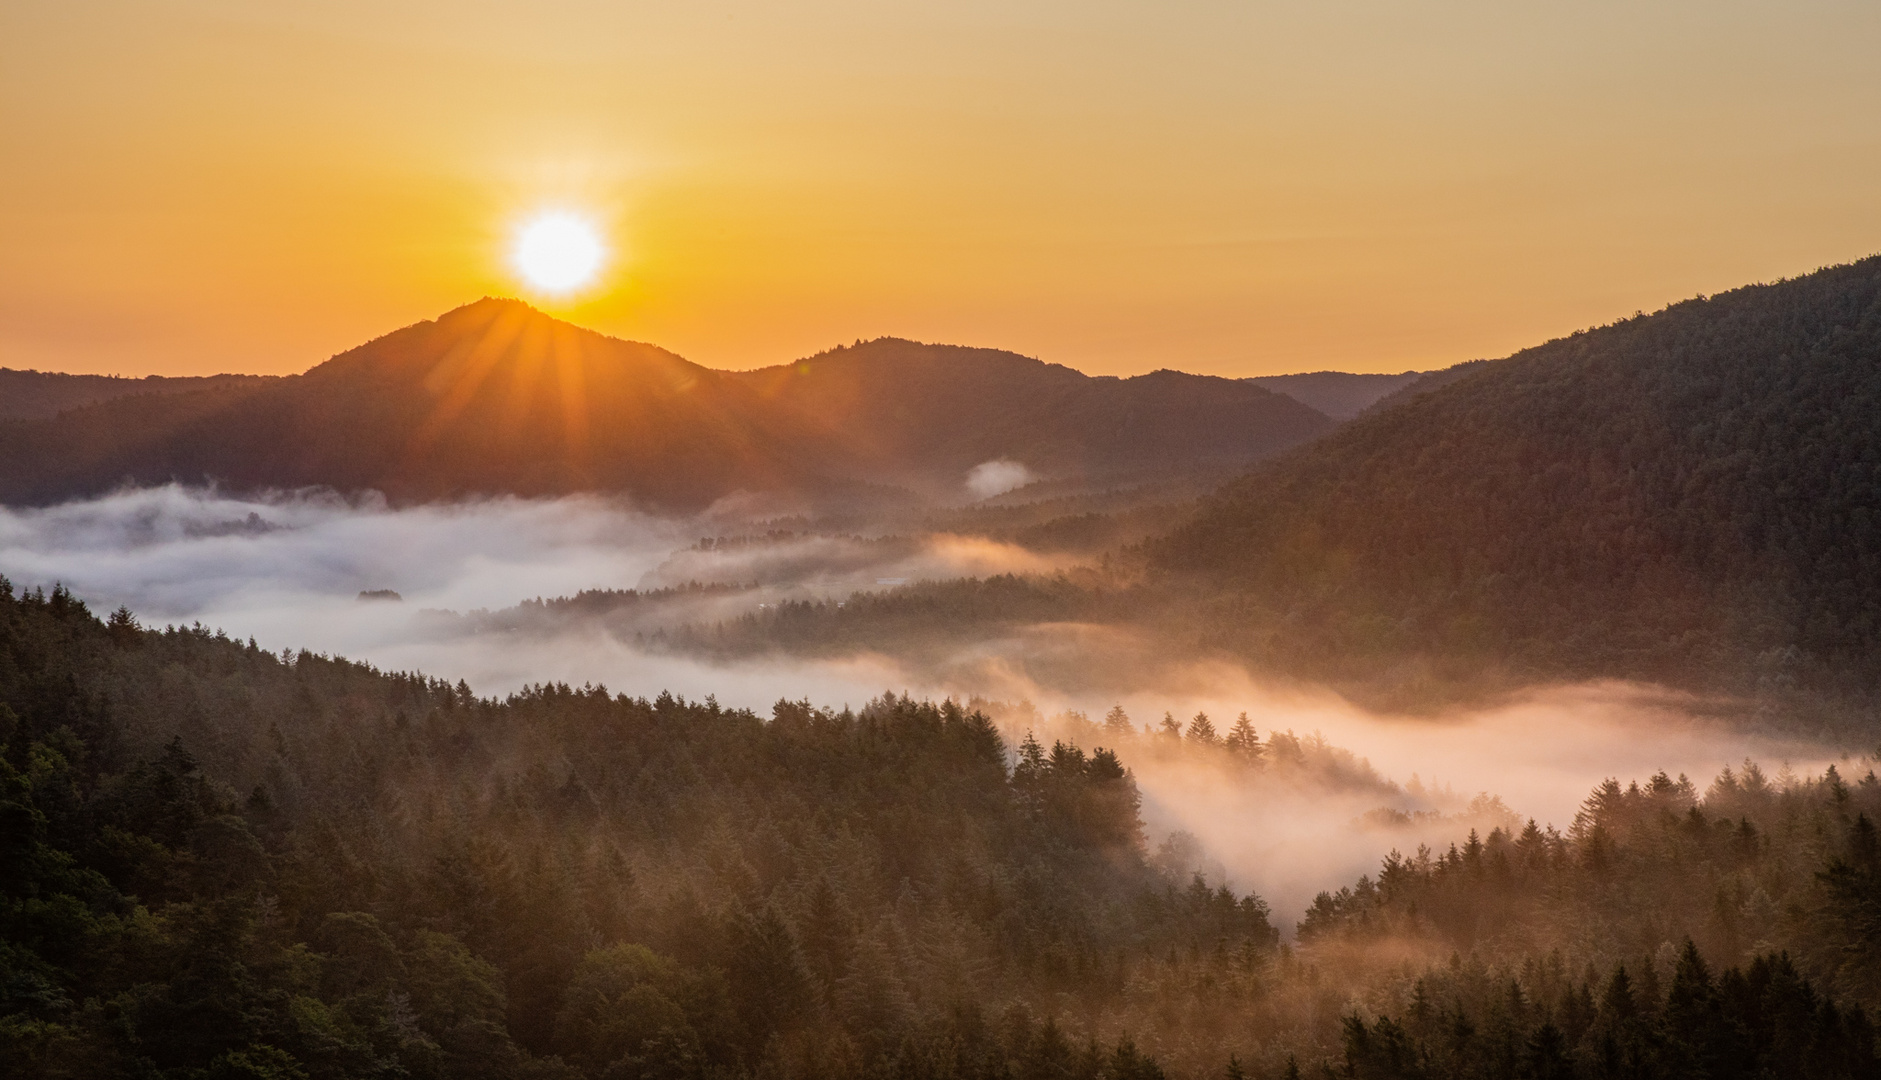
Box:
[107,604,141,647]
[1224,712,1262,761]
[1103,704,1135,739]
[1186,712,1219,745]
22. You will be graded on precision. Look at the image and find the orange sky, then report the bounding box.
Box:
[4,0,1880,379]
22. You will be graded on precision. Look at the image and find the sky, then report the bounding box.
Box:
[4,0,1880,379]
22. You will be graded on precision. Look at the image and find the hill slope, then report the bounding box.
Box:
[0,300,825,508]
[732,339,1334,486]
[0,369,278,422]
[1151,255,1881,698]
[1246,370,1423,421]
[0,305,1333,508]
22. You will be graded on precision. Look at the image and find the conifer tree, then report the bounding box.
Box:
[1104,704,1135,739]
[1185,711,1219,744]
[1223,712,1261,760]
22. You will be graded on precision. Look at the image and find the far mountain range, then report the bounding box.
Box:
[0,303,1425,508]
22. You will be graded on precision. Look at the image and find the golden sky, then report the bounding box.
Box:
[4,0,1880,379]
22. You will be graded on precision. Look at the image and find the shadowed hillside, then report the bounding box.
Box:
[0,303,1333,509]
[0,300,821,508]
[733,340,1333,488]
[1246,370,1423,421]
[1150,255,1881,702]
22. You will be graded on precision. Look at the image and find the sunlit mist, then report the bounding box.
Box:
[512,211,606,295]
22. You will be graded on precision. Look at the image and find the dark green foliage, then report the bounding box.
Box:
[6,577,1879,1078]
[1337,948,1880,1079]
[0,579,1277,1078]
[1817,812,1881,1003]
[1296,762,1881,1012]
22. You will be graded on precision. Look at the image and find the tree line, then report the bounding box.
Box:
[3,579,1877,1077]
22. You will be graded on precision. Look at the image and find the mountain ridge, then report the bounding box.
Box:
[0,368,280,422]
[0,298,1335,508]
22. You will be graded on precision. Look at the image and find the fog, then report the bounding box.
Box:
[965,680,1831,922]
[0,485,1839,929]
[966,459,1035,499]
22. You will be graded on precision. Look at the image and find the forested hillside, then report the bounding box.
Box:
[5,581,1881,1078]
[1300,754,1881,1079]
[0,578,1269,1079]
[1150,256,1881,704]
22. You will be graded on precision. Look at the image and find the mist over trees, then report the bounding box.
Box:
[1,581,1269,1079]
[5,582,1880,1078]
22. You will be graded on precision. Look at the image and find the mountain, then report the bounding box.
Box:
[0,369,277,422]
[0,299,820,508]
[730,339,1335,488]
[1151,255,1881,701]
[1245,369,1424,421]
[0,300,1333,508]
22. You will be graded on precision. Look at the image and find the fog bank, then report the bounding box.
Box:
[0,486,1841,929]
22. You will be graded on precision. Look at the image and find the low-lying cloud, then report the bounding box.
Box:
[966,459,1034,499]
[0,485,933,701]
[965,679,1833,924]
[0,485,1845,932]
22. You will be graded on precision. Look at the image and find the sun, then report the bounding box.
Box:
[511,211,606,295]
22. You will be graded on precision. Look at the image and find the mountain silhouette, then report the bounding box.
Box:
[0,299,1332,508]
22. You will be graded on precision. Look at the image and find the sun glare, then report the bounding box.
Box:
[511,211,606,295]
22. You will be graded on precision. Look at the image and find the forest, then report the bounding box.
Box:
[1148,256,1881,711]
[4,580,1880,1079]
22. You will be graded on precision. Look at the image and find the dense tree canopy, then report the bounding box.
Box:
[1152,256,1881,707]
[0,579,1272,1079]
[3,580,1878,1078]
